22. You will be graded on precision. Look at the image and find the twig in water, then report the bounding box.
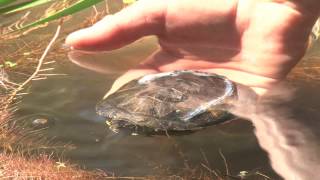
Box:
[255,171,272,179]
[32,77,48,81]
[105,0,110,14]
[200,149,215,179]
[200,163,220,179]
[39,68,55,72]
[38,73,67,76]
[219,149,230,177]
[4,22,62,110]
[43,61,56,65]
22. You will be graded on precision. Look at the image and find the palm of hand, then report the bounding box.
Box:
[66,0,315,95]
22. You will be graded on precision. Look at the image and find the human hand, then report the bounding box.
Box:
[66,0,318,96]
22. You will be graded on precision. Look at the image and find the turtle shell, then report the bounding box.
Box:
[96,70,238,134]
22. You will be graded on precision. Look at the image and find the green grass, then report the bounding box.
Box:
[0,0,140,34]
[1,0,104,33]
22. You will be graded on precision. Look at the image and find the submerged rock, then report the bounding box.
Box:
[22,114,56,129]
[32,118,50,127]
[96,70,241,135]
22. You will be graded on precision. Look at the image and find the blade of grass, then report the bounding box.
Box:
[123,0,136,4]
[5,0,103,33]
[0,0,53,15]
[0,0,17,7]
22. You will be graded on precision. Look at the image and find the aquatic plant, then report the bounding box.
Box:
[0,0,137,33]
[0,0,102,35]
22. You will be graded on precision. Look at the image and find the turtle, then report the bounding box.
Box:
[96,70,240,135]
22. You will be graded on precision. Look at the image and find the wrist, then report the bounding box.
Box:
[269,0,320,35]
[276,0,320,16]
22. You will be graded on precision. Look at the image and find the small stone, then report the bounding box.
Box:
[25,114,56,129]
[32,118,48,125]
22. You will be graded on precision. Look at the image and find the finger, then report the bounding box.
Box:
[104,67,158,99]
[66,0,167,51]
[68,46,148,74]
[68,50,124,74]
[103,49,162,98]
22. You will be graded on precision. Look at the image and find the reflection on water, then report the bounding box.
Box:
[16,41,277,176]
[253,82,320,179]
[248,40,320,179]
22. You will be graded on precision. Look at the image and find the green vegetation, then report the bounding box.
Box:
[1,0,104,33]
[0,0,53,14]
[0,61,17,68]
[0,0,137,33]
[123,0,136,4]
[0,0,15,7]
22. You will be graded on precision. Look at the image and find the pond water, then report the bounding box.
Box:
[16,37,275,177]
[2,1,320,178]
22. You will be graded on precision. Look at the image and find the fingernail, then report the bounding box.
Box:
[61,43,73,51]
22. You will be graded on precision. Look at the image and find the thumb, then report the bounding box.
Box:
[66,0,167,51]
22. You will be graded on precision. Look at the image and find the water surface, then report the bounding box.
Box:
[3,1,320,178]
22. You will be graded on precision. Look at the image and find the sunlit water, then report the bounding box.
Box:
[2,1,320,178]
[15,40,277,177]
